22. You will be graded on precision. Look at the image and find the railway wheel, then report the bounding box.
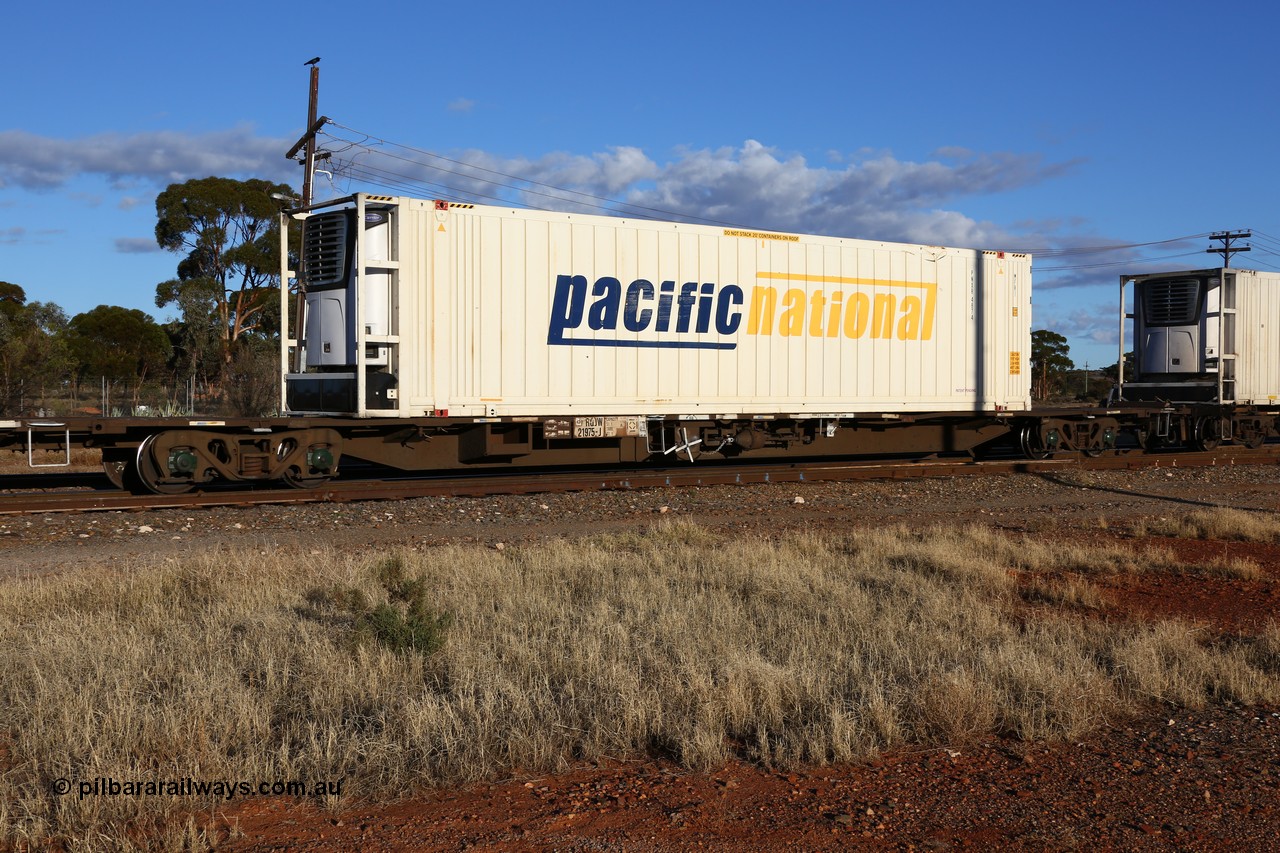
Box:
[1236,420,1268,450]
[1019,424,1051,460]
[134,435,195,495]
[101,449,132,490]
[277,438,335,488]
[1082,425,1117,458]
[1192,417,1222,452]
[281,468,332,489]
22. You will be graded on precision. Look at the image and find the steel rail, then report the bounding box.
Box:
[1,446,1278,517]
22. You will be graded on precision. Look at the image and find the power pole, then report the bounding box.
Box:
[284,59,329,187]
[302,58,320,208]
[283,58,327,373]
[1207,230,1251,268]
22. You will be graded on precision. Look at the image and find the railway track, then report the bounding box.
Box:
[2,445,1278,516]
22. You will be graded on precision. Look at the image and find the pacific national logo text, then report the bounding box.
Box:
[547,272,937,350]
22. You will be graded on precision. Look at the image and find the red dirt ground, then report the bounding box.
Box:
[9,467,1280,850]
[220,533,1280,852]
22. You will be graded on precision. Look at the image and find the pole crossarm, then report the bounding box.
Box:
[1207,230,1251,267]
[285,115,331,162]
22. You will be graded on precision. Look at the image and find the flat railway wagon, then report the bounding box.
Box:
[2,193,1033,493]
[280,193,1033,470]
[4,193,1276,493]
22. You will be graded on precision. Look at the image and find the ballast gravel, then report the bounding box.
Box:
[2,463,1278,577]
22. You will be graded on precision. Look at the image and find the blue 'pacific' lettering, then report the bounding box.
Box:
[587,277,620,329]
[623,279,653,332]
[548,274,744,349]
[549,274,588,340]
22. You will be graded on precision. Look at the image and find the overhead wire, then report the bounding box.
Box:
[312,119,1279,273]
[1246,230,1280,257]
[1037,250,1209,272]
[1018,234,1212,257]
[318,121,746,228]
[322,132,622,213]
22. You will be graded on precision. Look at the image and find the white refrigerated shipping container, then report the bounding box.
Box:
[287,195,1032,418]
[1122,267,1280,405]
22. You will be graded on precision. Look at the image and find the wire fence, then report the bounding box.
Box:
[5,374,280,420]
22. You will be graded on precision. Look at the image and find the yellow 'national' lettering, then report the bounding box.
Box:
[897,295,922,340]
[747,287,775,335]
[779,290,806,336]
[871,293,895,339]
[746,276,937,342]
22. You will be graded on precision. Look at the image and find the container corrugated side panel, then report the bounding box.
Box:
[427,203,1029,416]
[1236,271,1280,404]
[979,251,1032,411]
[394,202,424,414]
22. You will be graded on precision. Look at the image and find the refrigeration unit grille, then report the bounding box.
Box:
[1142,278,1201,326]
[302,212,350,289]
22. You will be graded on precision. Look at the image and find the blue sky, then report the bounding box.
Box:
[3,0,1279,371]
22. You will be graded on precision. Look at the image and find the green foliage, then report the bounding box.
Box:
[160,278,222,385]
[359,555,452,655]
[223,338,280,417]
[302,555,452,657]
[372,554,423,602]
[153,176,296,388]
[1102,352,1134,382]
[1031,329,1074,399]
[357,603,452,657]
[66,305,170,384]
[0,282,26,321]
[0,286,73,416]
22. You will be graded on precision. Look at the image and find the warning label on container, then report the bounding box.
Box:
[723,229,799,242]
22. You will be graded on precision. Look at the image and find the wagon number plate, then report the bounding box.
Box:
[573,416,645,438]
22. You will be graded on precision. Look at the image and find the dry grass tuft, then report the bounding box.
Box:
[1020,574,1108,610]
[1193,555,1264,580]
[1136,508,1280,543]
[1,522,1276,849]
[0,447,102,474]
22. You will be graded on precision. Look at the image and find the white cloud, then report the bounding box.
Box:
[114,237,161,254]
[550,140,1080,247]
[0,120,1105,258]
[344,138,1076,248]
[510,146,661,198]
[447,98,476,113]
[0,124,1083,253]
[0,226,63,246]
[0,125,295,190]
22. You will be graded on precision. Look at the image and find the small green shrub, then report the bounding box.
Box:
[356,602,453,656]
[301,554,452,655]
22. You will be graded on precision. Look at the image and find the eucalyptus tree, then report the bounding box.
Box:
[66,305,170,410]
[0,283,72,415]
[153,177,294,388]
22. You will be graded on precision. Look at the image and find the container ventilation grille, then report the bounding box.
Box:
[302,212,350,288]
[1142,278,1200,327]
